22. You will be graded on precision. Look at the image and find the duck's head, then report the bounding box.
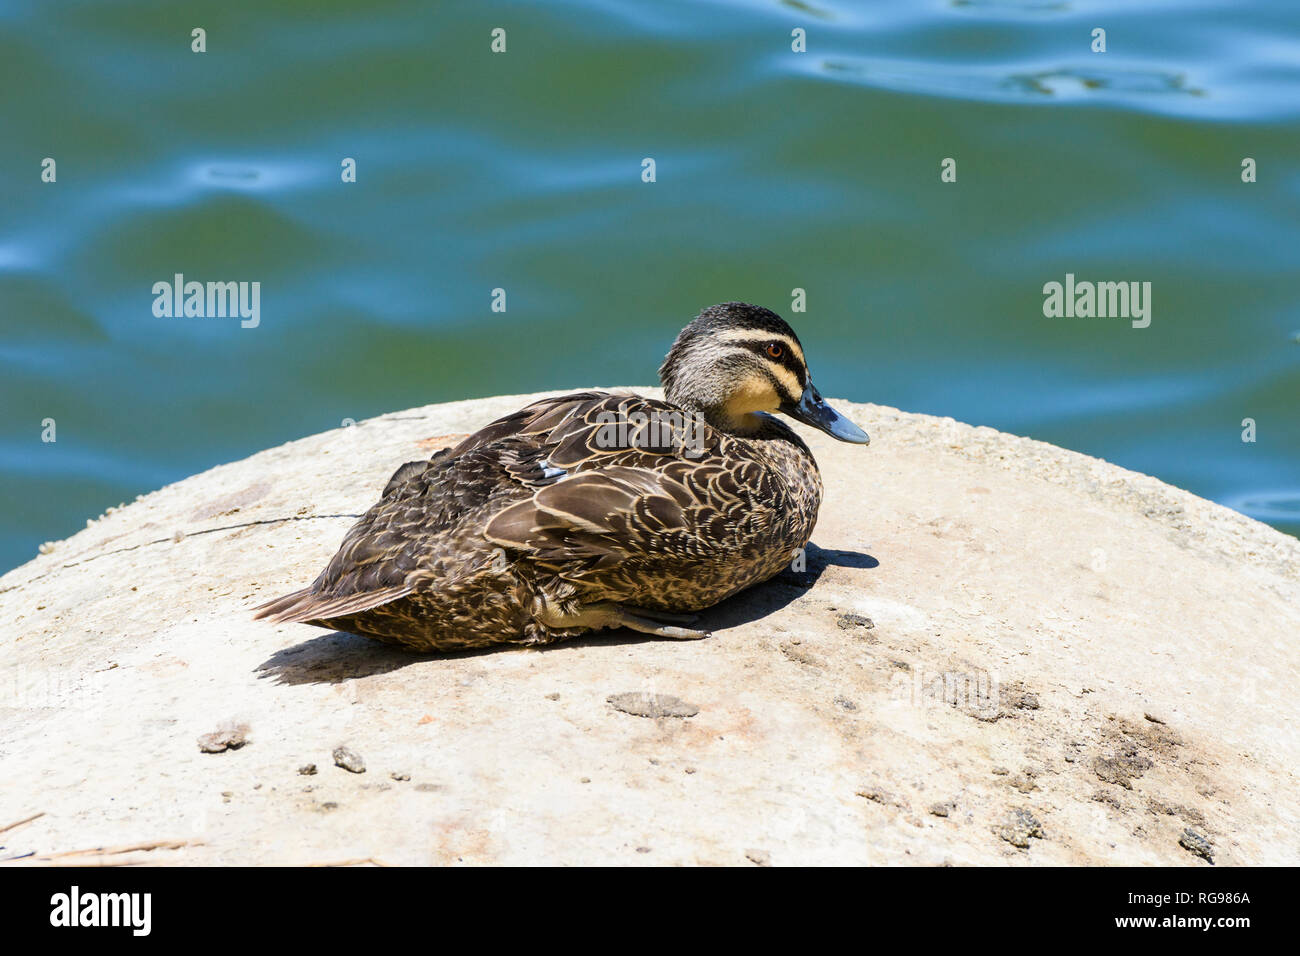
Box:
[658,302,870,444]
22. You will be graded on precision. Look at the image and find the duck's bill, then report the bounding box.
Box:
[782,384,870,444]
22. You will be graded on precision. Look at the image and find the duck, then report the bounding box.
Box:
[253,302,870,652]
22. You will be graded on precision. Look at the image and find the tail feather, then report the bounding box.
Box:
[253,584,412,625]
[252,586,316,622]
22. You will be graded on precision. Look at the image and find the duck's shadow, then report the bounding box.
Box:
[255,542,878,686]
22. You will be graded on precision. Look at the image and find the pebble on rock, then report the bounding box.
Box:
[997,808,1044,848]
[333,746,366,774]
[197,722,249,754]
[1179,828,1214,865]
[835,613,874,631]
[606,692,699,718]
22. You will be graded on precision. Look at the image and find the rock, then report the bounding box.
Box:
[1179,828,1214,865]
[998,809,1045,849]
[779,641,824,667]
[197,722,249,754]
[1008,774,1038,794]
[1092,789,1122,810]
[1093,749,1153,790]
[835,613,874,631]
[745,849,772,866]
[1000,682,1040,712]
[856,786,907,810]
[1148,800,1206,829]
[298,764,317,776]
[607,693,699,719]
[332,747,366,774]
[2,392,1299,864]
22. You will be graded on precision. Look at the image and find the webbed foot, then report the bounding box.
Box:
[609,604,712,640]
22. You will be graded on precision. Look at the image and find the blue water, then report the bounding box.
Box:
[1,0,1297,573]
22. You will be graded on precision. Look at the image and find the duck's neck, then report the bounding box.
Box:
[669,389,783,439]
[706,408,768,437]
[681,399,813,457]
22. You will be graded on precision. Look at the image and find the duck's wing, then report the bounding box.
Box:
[482,394,790,578]
[483,463,760,572]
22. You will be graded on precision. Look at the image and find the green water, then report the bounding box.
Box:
[2,0,1298,573]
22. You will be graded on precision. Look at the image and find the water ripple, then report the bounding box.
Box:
[808,55,1213,115]
[1224,492,1300,523]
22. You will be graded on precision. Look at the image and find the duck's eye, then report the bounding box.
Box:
[765,343,784,359]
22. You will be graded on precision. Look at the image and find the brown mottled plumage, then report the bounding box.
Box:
[254,303,870,651]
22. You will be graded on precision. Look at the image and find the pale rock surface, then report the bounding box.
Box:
[1,390,1297,866]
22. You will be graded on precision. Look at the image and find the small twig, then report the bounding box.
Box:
[42,838,196,859]
[1,838,200,866]
[13,853,161,868]
[303,857,392,867]
[0,811,44,835]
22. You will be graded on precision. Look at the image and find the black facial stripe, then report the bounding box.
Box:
[736,340,807,390]
[755,363,797,403]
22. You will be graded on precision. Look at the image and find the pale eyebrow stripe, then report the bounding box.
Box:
[713,329,806,367]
